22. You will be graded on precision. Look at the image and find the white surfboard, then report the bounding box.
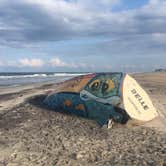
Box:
[122,74,158,121]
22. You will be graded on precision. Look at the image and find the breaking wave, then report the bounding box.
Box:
[0,73,88,79]
[0,72,90,86]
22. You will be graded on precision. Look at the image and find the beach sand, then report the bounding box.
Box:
[0,72,165,166]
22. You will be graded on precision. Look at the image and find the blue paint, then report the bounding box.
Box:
[44,73,129,126]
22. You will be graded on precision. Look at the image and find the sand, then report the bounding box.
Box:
[0,72,165,166]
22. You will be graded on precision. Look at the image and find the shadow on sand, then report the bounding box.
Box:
[27,94,72,116]
[28,94,50,110]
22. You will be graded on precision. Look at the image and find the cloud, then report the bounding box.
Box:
[50,57,94,69]
[50,57,67,67]
[0,0,166,72]
[0,56,94,69]
[1,0,166,46]
[0,59,20,68]
[19,58,44,67]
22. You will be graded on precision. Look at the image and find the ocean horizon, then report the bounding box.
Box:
[0,72,89,87]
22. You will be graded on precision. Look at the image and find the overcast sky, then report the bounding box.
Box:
[0,0,166,72]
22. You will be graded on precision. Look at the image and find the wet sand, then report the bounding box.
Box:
[0,72,165,166]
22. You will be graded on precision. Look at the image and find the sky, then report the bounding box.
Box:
[0,0,166,72]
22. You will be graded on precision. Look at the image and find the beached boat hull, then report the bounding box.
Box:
[44,73,158,125]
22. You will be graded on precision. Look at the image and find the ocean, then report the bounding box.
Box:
[0,72,88,86]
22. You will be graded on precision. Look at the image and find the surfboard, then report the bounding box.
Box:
[122,74,158,121]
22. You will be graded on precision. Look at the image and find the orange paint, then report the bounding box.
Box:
[49,74,95,94]
[75,104,85,111]
[63,99,72,107]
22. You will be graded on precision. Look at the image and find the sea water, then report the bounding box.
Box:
[0,72,88,87]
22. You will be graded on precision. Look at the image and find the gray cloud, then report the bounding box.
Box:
[0,0,75,45]
[0,0,166,45]
[0,0,166,72]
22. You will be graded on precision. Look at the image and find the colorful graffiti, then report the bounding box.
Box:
[44,73,129,126]
[80,73,123,106]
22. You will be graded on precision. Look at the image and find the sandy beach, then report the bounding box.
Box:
[0,72,165,166]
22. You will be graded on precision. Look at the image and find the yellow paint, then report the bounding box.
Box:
[75,104,85,111]
[55,76,93,93]
[89,79,100,89]
[106,79,115,91]
[63,99,72,107]
[48,74,95,94]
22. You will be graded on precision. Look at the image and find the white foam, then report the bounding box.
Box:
[0,74,47,79]
[0,73,89,80]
